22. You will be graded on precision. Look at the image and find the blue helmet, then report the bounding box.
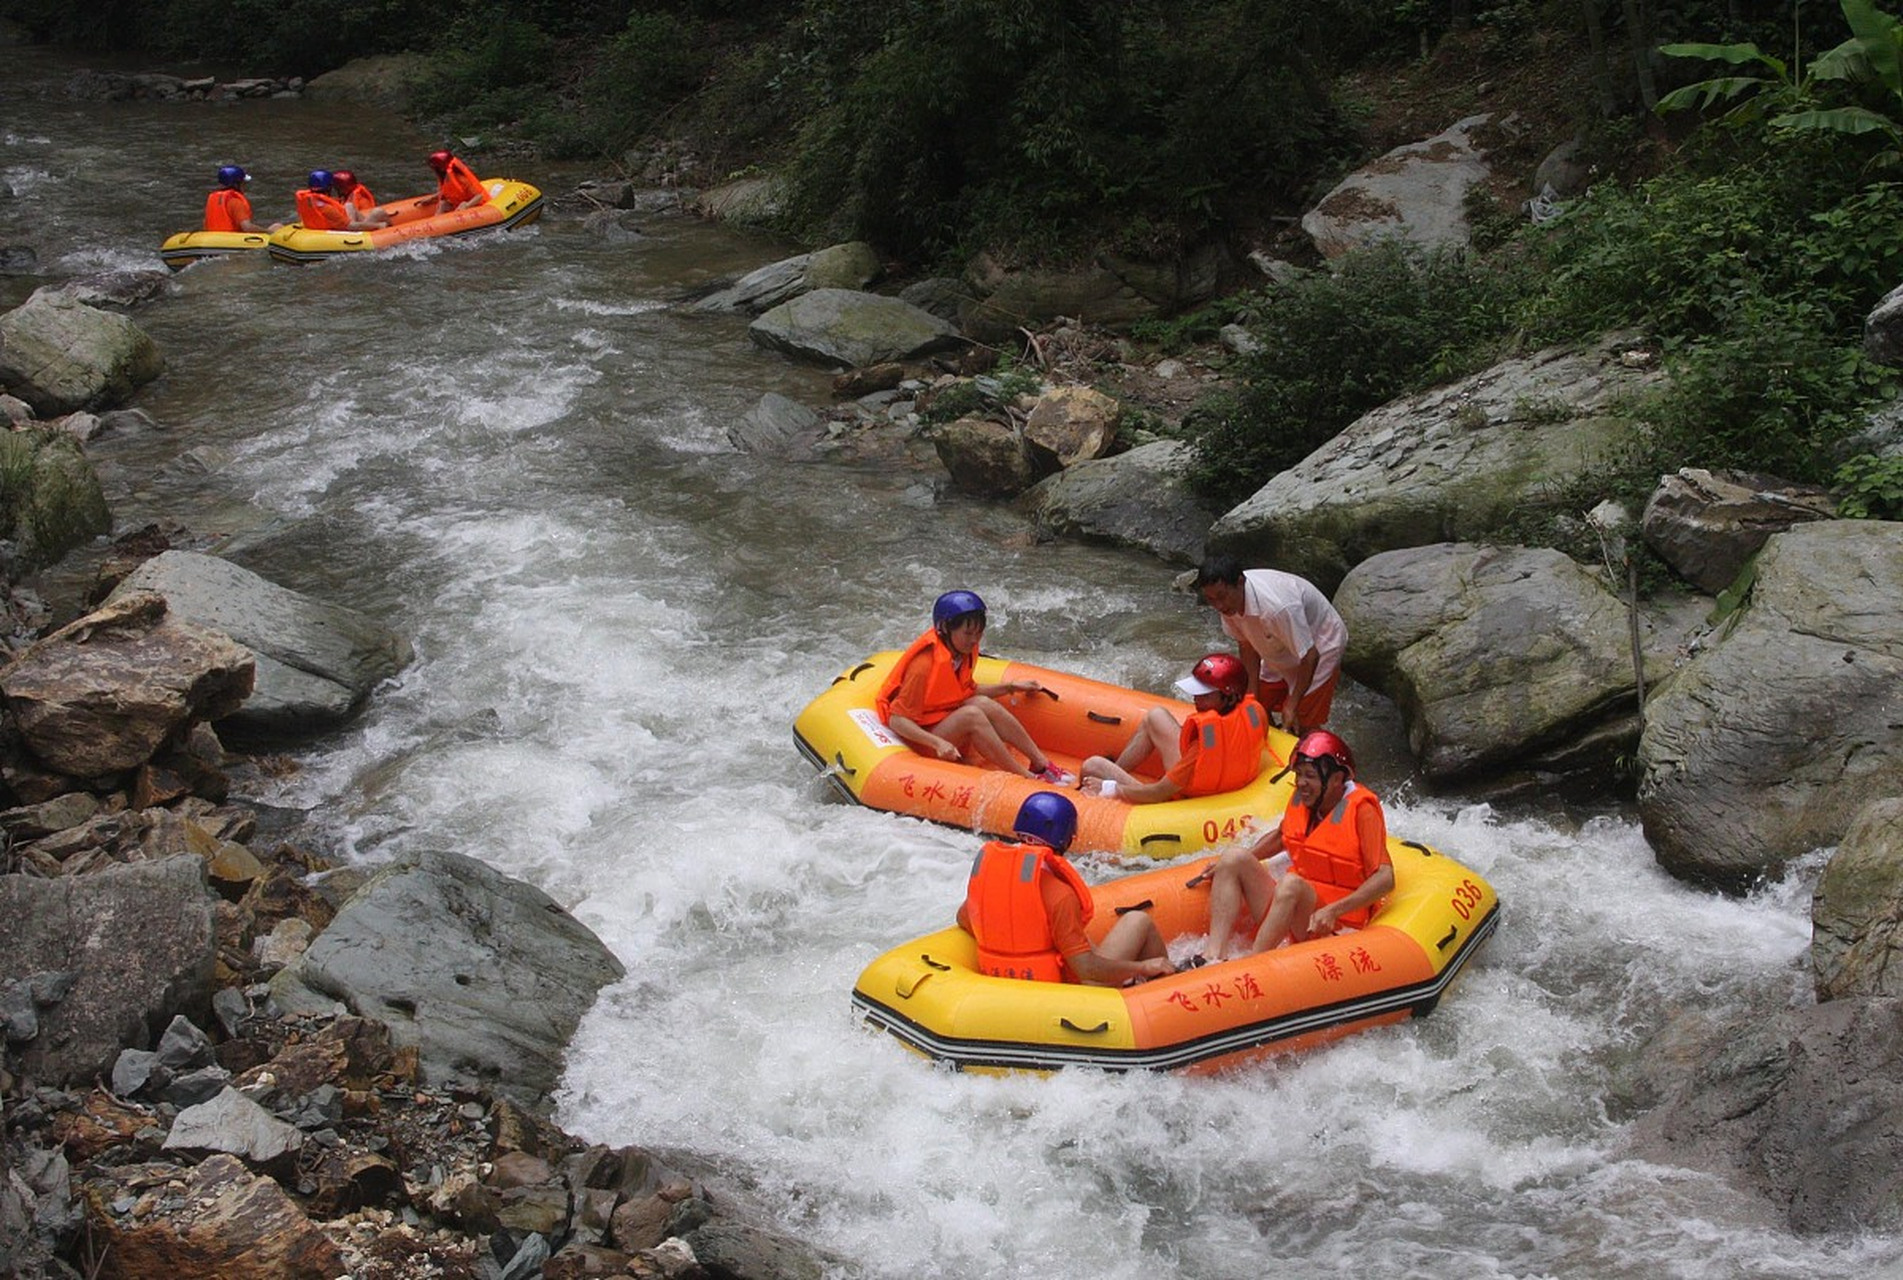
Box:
[932,590,986,629]
[216,165,248,189]
[1013,792,1078,853]
[307,169,333,193]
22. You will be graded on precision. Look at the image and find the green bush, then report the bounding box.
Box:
[408,8,559,129]
[1834,452,1903,518]
[1183,241,1522,502]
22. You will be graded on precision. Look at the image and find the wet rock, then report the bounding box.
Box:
[0,290,163,415]
[1027,440,1219,565]
[933,414,1037,497]
[0,424,111,575]
[1813,797,1903,1000]
[750,288,964,369]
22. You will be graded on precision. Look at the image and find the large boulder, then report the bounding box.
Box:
[1335,543,1695,783]
[270,848,625,1111]
[109,550,413,739]
[1301,114,1519,259]
[0,425,111,575]
[82,1154,346,1279]
[748,289,964,369]
[301,53,425,109]
[1027,440,1221,565]
[690,242,880,315]
[1641,468,1836,594]
[1205,334,1663,594]
[931,415,1038,497]
[1624,996,1903,1234]
[0,856,216,1085]
[0,291,163,416]
[1,591,254,778]
[1812,797,1903,1001]
[1639,521,1903,889]
[959,246,1227,344]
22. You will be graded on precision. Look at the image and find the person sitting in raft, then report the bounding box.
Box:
[1077,652,1266,804]
[329,169,392,229]
[293,169,353,230]
[1201,730,1394,959]
[959,793,1175,986]
[875,590,1073,786]
[203,165,281,233]
[427,149,488,214]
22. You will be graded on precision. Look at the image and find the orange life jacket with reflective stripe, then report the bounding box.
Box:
[204,188,251,233]
[875,629,975,726]
[964,841,1095,983]
[438,157,486,206]
[295,189,351,230]
[1282,782,1385,929]
[1175,701,1267,797]
[343,184,377,212]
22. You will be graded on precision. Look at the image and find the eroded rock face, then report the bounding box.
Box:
[1335,543,1667,782]
[1813,797,1903,1001]
[1639,520,1903,889]
[1641,468,1836,595]
[269,848,625,1111]
[0,856,215,1086]
[82,1154,346,1279]
[1,591,254,778]
[0,290,163,416]
[1205,334,1662,594]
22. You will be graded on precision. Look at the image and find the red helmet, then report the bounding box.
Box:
[427,150,453,174]
[1176,652,1246,701]
[1292,730,1354,777]
[332,169,358,192]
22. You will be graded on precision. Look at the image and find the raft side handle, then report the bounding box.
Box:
[1139,832,1183,848]
[895,954,953,999]
[831,751,857,779]
[1403,840,1436,856]
[831,661,877,687]
[1059,1017,1111,1035]
[1435,925,1458,952]
[921,955,951,971]
[1086,711,1123,725]
[1113,899,1156,917]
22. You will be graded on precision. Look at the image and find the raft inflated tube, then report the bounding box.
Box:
[265,178,544,263]
[851,839,1500,1074]
[793,652,1295,858]
[157,229,273,270]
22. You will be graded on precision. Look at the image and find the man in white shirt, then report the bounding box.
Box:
[1192,554,1348,737]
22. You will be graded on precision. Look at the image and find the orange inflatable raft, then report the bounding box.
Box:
[852,839,1500,1073]
[265,178,544,263]
[794,652,1297,859]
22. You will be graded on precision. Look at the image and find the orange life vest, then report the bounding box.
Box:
[964,841,1095,983]
[294,188,351,230]
[1175,701,1267,797]
[204,188,251,233]
[875,629,975,726]
[1281,782,1386,929]
[438,157,486,207]
[343,183,377,212]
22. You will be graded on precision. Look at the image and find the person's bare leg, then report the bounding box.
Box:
[1099,909,1167,962]
[1250,876,1318,954]
[973,696,1054,774]
[1206,850,1275,959]
[1112,707,1179,773]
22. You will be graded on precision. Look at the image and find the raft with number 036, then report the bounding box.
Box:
[794,651,1297,859]
[265,178,544,263]
[851,839,1500,1074]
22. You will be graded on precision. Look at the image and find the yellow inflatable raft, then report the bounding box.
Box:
[794,652,1296,859]
[265,178,544,264]
[852,839,1499,1074]
[157,229,272,271]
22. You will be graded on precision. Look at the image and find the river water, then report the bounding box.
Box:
[6,46,1897,1280]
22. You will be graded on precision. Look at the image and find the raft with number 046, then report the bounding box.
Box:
[793,651,1296,859]
[851,838,1500,1074]
[265,178,544,263]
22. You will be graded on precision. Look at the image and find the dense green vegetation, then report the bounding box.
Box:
[5,0,1901,527]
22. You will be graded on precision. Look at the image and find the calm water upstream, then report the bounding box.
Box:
[5,46,1897,1280]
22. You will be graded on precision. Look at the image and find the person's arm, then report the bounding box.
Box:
[975,677,1045,698]
[886,712,958,761]
[1283,646,1321,737]
[1307,804,1392,934]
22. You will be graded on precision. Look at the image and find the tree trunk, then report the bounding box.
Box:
[1578,0,1620,115]
[1621,0,1659,110]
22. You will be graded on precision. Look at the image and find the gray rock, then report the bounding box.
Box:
[692,242,879,315]
[1027,440,1220,565]
[164,1087,305,1170]
[0,290,163,415]
[110,550,413,739]
[1639,521,1903,888]
[1813,797,1903,1000]
[0,856,216,1086]
[1867,280,1903,368]
[1302,113,1516,259]
[729,392,820,455]
[155,1014,215,1070]
[159,1065,232,1108]
[932,415,1037,497]
[270,848,625,1111]
[1205,333,1663,594]
[749,288,964,369]
[111,1048,166,1098]
[1336,543,1693,782]
[1641,468,1836,594]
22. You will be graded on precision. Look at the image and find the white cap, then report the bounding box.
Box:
[1174,673,1218,698]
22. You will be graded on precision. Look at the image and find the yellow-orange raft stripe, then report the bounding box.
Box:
[850,839,1500,1074]
[793,652,1295,858]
